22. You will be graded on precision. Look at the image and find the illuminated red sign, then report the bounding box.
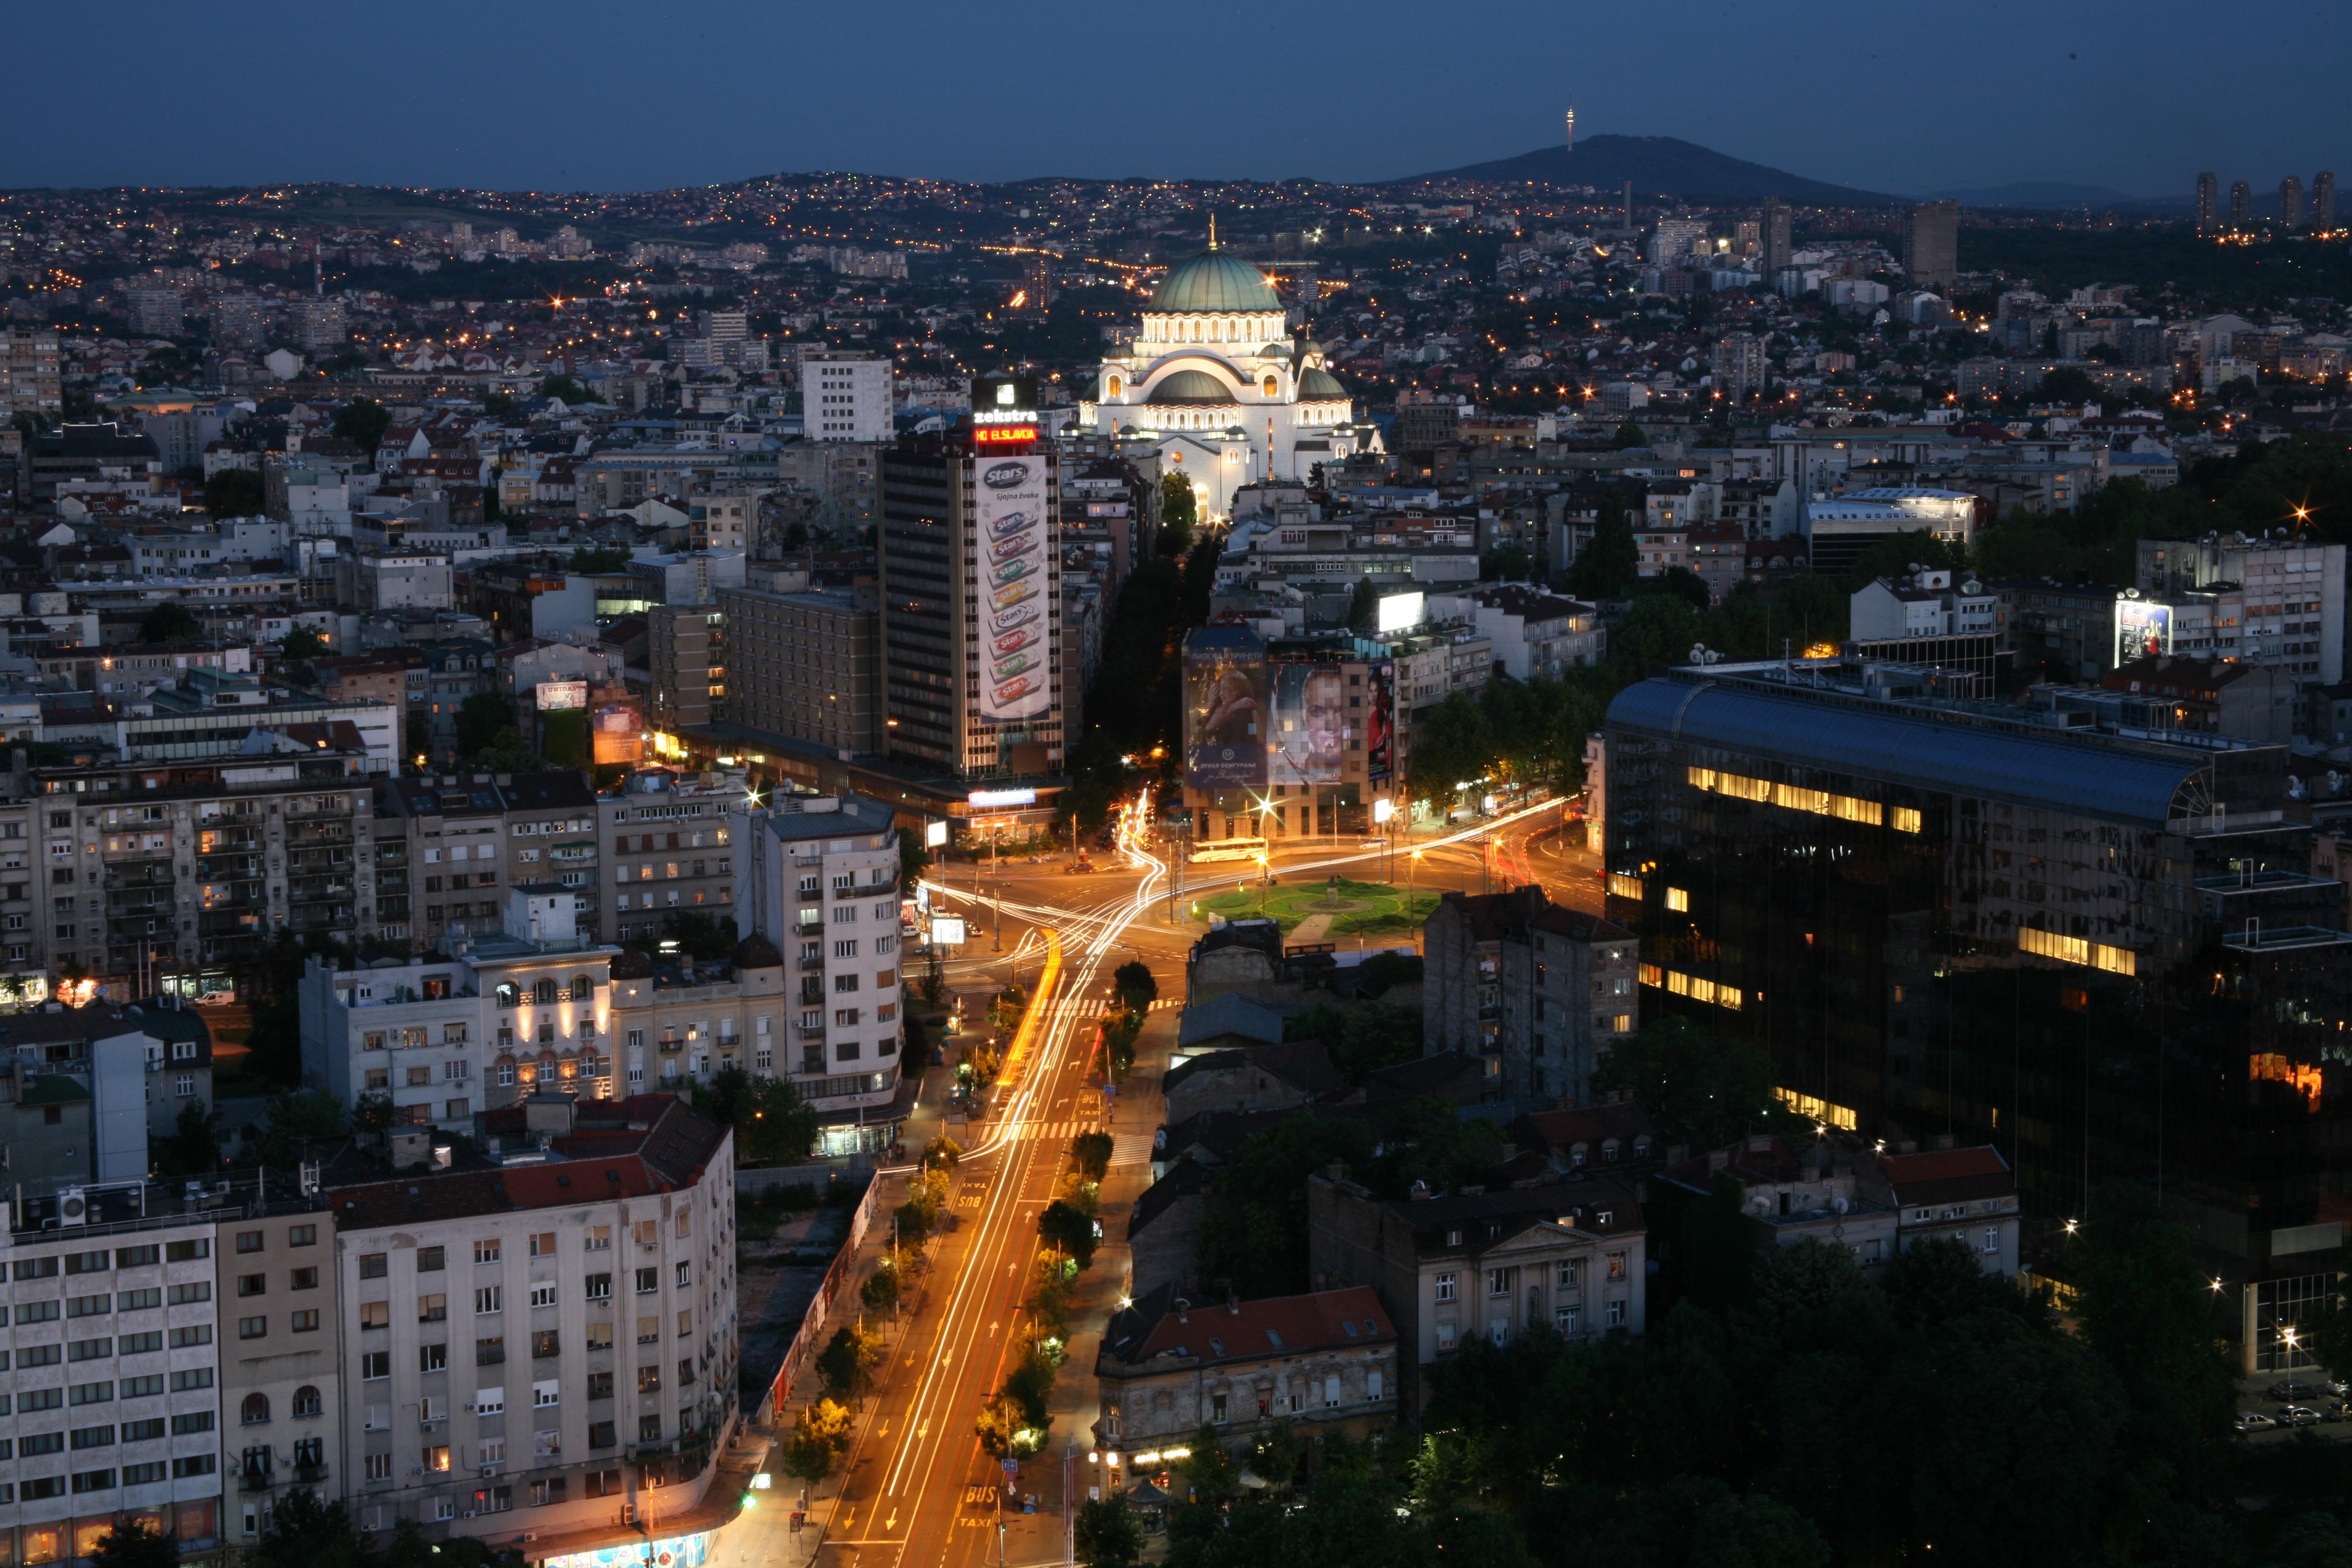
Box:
[973,424,1038,447]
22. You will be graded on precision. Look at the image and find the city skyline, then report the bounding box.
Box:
[0,0,2342,198]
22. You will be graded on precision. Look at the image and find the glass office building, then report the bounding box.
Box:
[1604,661,2352,1369]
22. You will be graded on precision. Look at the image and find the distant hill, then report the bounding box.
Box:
[1400,134,1902,206]
[1928,180,2142,209]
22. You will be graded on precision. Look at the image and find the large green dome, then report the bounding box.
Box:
[1148,369,1238,404]
[1298,366,1347,400]
[1150,251,1281,313]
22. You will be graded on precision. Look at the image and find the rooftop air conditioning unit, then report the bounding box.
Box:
[58,1187,87,1226]
[460,1511,477,1520]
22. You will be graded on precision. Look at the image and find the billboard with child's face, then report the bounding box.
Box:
[1184,632,1268,789]
[1272,663,1349,786]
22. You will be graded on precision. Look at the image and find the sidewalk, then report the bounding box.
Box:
[992,1007,1174,1563]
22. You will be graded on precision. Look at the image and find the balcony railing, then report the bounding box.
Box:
[238,1467,275,1494]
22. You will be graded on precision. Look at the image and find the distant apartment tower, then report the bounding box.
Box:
[2318,171,2339,232]
[288,298,347,353]
[1711,333,1767,404]
[1901,200,1959,291]
[124,282,184,337]
[212,296,273,350]
[802,351,892,442]
[1,328,62,416]
[1760,197,1792,277]
[1621,179,1634,229]
[2281,176,2307,230]
[876,384,1063,782]
[2230,180,2252,227]
[2196,171,2217,233]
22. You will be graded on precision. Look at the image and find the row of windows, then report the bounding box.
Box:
[9,1240,200,1278]
[1684,765,1923,833]
[0,1370,213,1409]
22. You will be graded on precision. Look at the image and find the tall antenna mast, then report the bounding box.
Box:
[1564,107,1575,153]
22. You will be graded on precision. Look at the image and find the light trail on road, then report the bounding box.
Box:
[822,793,1167,1568]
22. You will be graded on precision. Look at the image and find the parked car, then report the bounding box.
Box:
[2237,1411,2279,1433]
[2277,1405,2325,1427]
[2319,1399,2352,1423]
[2268,1380,2327,1402]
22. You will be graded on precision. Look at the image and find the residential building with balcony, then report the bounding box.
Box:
[322,1095,738,1543]
[732,793,905,1130]
[3,750,391,1003]
[299,888,622,1132]
[596,771,739,947]
[220,1203,341,1546]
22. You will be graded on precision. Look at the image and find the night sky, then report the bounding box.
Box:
[1,0,2343,198]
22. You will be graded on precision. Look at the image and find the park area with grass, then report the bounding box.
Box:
[1192,876,1440,939]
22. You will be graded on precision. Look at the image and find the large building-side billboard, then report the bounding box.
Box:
[2115,597,2171,666]
[1366,661,1395,780]
[976,453,1051,723]
[1271,662,1349,786]
[1184,629,1268,789]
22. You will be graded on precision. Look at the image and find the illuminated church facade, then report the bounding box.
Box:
[1083,241,1380,514]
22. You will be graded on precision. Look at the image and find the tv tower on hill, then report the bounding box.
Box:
[1564,106,1575,152]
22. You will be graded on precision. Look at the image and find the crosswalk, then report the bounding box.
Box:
[1010,1119,1100,1143]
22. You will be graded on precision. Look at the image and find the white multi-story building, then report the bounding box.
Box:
[300,889,622,1133]
[801,351,892,443]
[0,1189,228,1562]
[326,1096,737,1542]
[733,794,904,1122]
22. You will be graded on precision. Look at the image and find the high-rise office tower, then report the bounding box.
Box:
[1901,200,1960,292]
[2317,171,2339,232]
[2230,179,2252,227]
[1761,197,1792,277]
[877,376,1063,782]
[2196,171,2217,234]
[802,349,893,442]
[2281,175,2307,230]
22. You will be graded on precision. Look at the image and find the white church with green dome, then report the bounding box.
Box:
[1083,240,1380,514]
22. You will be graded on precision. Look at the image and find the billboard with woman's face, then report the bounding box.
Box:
[1272,663,1348,786]
[1185,635,1268,789]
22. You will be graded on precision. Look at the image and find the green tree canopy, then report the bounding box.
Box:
[201,467,264,517]
[90,1521,177,1568]
[1590,1014,1807,1150]
[1158,472,1199,556]
[138,602,205,645]
[453,692,515,757]
[332,397,393,457]
[1566,487,1638,600]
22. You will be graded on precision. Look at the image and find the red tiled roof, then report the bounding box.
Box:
[1877,1145,2011,1200]
[1118,1286,1392,1370]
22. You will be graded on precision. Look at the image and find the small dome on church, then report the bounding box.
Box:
[730,934,783,971]
[1149,370,1238,405]
[1258,344,1292,359]
[1298,366,1347,400]
[1150,251,1281,314]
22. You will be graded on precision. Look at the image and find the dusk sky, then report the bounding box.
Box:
[2,0,2344,198]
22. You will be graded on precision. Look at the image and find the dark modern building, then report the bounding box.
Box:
[1603,659,2352,1371]
[876,420,1063,786]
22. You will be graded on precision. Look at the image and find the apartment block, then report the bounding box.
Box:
[300,889,620,1133]
[324,1097,738,1540]
[733,793,905,1120]
[0,1189,229,1564]
[1422,886,1639,1107]
[713,584,881,758]
[597,772,738,947]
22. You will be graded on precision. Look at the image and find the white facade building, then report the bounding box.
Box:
[300,889,622,1133]
[732,794,904,1122]
[1087,246,1378,494]
[326,1096,737,1542]
[0,1195,228,1560]
[801,352,893,443]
